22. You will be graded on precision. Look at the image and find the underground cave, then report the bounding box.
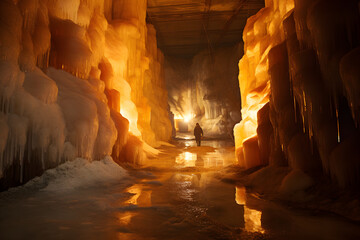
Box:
[1,0,360,239]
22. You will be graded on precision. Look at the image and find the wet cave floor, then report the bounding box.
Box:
[1,134,360,240]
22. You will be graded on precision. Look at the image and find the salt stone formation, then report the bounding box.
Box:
[166,45,242,137]
[0,0,171,189]
[234,0,360,188]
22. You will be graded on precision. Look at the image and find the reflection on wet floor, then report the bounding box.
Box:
[175,152,197,167]
[174,148,235,169]
[180,139,235,148]
[176,132,235,148]
[118,211,138,226]
[117,138,360,239]
[116,153,260,239]
[175,150,234,168]
[125,184,152,207]
[236,186,265,234]
[113,136,266,239]
[202,150,233,167]
[2,137,360,240]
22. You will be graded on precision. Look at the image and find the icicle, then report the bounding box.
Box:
[329,95,334,116]
[293,95,297,122]
[302,90,307,112]
[336,106,340,143]
[41,148,45,170]
[36,48,50,70]
[301,108,306,133]
[349,103,358,129]
[0,154,3,178]
[19,149,23,183]
[308,117,314,154]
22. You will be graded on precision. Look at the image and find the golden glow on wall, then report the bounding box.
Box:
[234,0,294,166]
[120,105,141,136]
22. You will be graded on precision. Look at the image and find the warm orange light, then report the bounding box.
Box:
[234,0,295,165]
[120,103,141,137]
[125,184,152,207]
[125,185,142,205]
[174,113,194,122]
[174,114,183,120]
[117,212,138,226]
[183,113,194,123]
[235,186,246,205]
[175,152,197,167]
[235,187,265,233]
[244,207,265,233]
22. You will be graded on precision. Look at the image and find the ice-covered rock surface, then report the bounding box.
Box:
[0,0,170,190]
[233,0,294,168]
[234,0,360,188]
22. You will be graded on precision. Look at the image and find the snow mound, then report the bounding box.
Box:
[247,166,289,194]
[279,170,313,194]
[24,156,127,192]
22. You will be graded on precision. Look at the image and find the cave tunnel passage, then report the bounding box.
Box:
[2,0,360,239]
[153,0,248,142]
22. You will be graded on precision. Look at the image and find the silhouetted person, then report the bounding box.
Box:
[194,123,203,146]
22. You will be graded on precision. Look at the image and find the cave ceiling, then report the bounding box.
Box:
[147,0,264,57]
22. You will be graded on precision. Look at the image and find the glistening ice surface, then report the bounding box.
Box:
[1,136,360,239]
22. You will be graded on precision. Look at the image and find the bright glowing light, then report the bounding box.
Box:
[120,103,141,137]
[174,114,183,120]
[184,114,192,123]
[174,113,194,122]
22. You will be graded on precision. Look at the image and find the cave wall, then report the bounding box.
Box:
[166,44,242,137]
[234,0,360,188]
[0,0,171,190]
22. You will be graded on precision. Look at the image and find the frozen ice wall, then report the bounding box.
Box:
[235,0,360,188]
[109,0,171,147]
[0,0,171,190]
[191,46,243,137]
[165,57,193,125]
[145,24,172,143]
[233,0,294,168]
[166,45,242,137]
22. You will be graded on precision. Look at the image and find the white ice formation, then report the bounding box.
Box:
[0,0,171,189]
